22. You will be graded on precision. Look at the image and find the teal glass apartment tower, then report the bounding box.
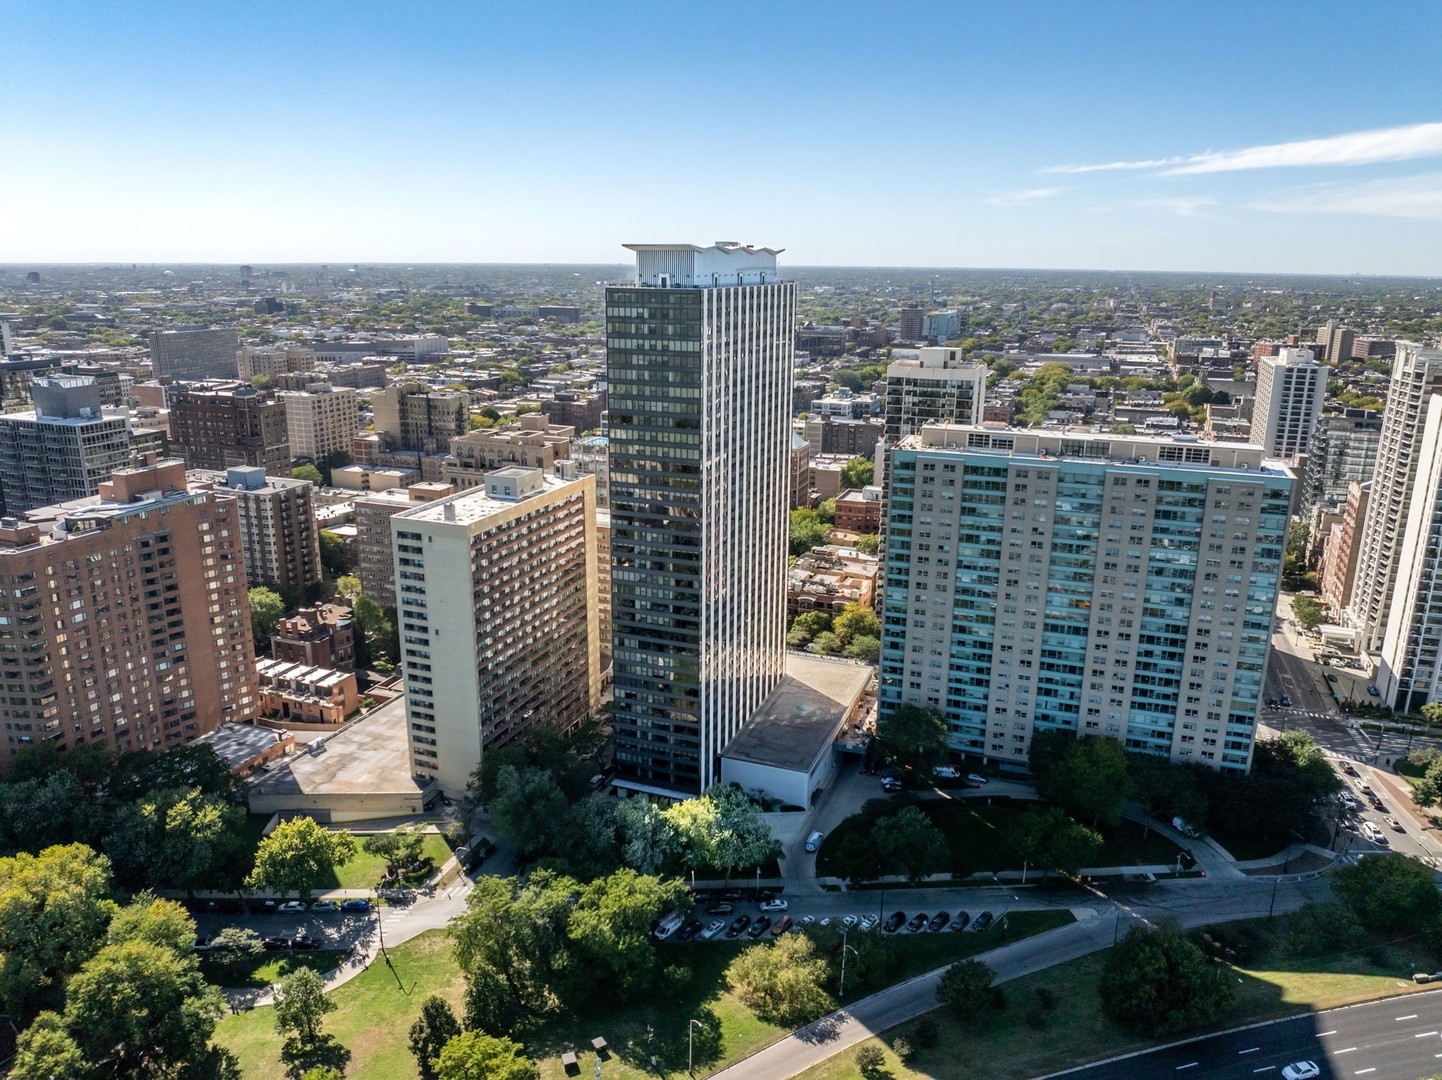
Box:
[606,243,795,797]
[880,426,1292,773]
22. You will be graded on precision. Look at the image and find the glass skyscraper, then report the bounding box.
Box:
[606,243,795,797]
[880,426,1292,773]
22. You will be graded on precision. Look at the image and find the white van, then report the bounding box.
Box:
[653,910,685,940]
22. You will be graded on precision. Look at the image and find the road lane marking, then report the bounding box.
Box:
[1252,1068,1275,1074]
[1336,1046,1358,1053]
[1176,1064,1199,1071]
[1355,1069,1376,1075]
[1397,1014,1419,1020]
[1416,1031,1439,1038]
[1239,1047,1260,1054]
[1317,1030,1336,1036]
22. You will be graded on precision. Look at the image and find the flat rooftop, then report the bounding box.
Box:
[247,695,424,801]
[397,474,576,528]
[722,654,872,774]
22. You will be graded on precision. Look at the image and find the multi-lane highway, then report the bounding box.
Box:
[1051,988,1442,1079]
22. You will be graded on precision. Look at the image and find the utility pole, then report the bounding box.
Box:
[688,1019,703,1077]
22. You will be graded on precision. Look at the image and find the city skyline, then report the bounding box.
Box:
[6,2,1441,274]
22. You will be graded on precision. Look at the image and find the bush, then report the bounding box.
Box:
[892,1035,913,1064]
[936,959,995,1018]
[855,1044,886,1077]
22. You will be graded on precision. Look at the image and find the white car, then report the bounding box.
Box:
[858,914,879,932]
[759,899,789,913]
[310,900,340,913]
[841,915,858,930]
[1362,821,1387,844]
[818,916,833,928]
[279,901,307,913]
[966,773,988,786]
[1281,1063,1319,1080]
[699,920,725,941]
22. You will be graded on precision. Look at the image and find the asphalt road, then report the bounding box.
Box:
[1052,988,1442,1080]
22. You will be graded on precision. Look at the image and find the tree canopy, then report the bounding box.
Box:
[246,817,357,901]
[1029,731,1128,826]
[1099,920,1233,1036]
[876,704,949,776]
[1332,854,1442,931]
[248,585,285,648]
[725,933,834,1026]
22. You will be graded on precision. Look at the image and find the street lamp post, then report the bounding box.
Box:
[1269,875,1282,919]
[688,1018,703,1076]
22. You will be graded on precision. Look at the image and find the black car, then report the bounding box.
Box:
[906,913,928,933]
[883,911,907,933]
[952,911,971,931]
[250,899,278,916]
[706,903,735,916]
[972,911,994,932]
[727,915,751,938]
[690,890,713,904]
[748,916,771,938]
[720,889,743,902]
[262,936,290,951]
[928,911,951,932]
[677,920,702,942]
[290,936,319,951]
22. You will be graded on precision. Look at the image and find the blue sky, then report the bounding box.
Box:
[5,0,1442,273]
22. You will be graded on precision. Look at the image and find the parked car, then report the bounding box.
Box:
[720,890,743,902]
[1387,817,1406,832]
[906,913,929,933]
[966,773,988,786]
[797,915,815,930]
[310,900,340,913]
[804,831,824,852]
[759,898,789,913]
[881,778,904,793]
[1281,1063,1319,1080]
[341,899,370,913]
[771,915,793,936]
[972,911,994,932]
[951,911,971,931]
[290,935,319,951]
[1367,685,1380,697]
[250,899,277,916]
[928,911,951,932]
[818,916,833,928]
[677,920,702,942]
[262,936,290,951]
[700,920,726,941]
[859,914,879,932]
[279,901,306,914]
[727,915,751,938]
[707,903,735,916]
[932,765,960,779]
[748,916,771,938]
[192,935,212,952]
[841,915,858,930]
[883,911,907,933]
[690,890,713,904]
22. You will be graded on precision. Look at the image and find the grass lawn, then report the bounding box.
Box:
[204,949,349,990]
[793,916,1437,1080]
[322,831,454,891]
[212,914,1074,1079]
[817,797,1182,879]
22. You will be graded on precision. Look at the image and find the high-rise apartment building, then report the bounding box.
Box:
[897,306,924,342]
[237,345,316,381]
[1316,319,1355,365]
[606,242,794,796]
[197,467,321,591]
[1319,481,1368,616]
[279,382,359,462]
[571,435,610,509]
[150,328,239,381]
[1249,347,1328,459]
[881,426,1292,773]
[442,415,573,490]
[391,468,599,794]
[884,347,987,442]
[1346,343,1442,653]
[0,456,257,765]
[372,381,468,454]
[169,382,291,477]
[1302,408,1383,508]
[0,376,133,516]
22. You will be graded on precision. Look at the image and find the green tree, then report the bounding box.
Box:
[613,798,679,876]
[870,806,948,883]
[107,893,196,956]
[854,1044,886,1078]
[1030,732,1128,827]
[109,743,239,802]
[0,843,116,1020]
[434,1032,539,1080]
[844,635,881,663]
[666,784,774,879]
[205,926,264,982]
[936,958,995,1017]
[274,967,335,1048]
[248,585,285,649]
[568,869,689,998]
[1412,756,1442,806]
[10,1011,86,1080]
[291,464,324,485]
[318,530,351,577]
[353,594,397,666]
[1332,854,1442,931]
[102,786,241,893]
[1126,753,1207,825]
[487,765,568,859]
[725,933,834,1026]
[855,533,880,555]
[1099,921,1233,1036]
[1291,595,1326,631]
[64,938,227,1077]
[363,825,426,876]
[840,456,875,489]
[876,703,949,775]
[833,602,881,646]
[790,508,830,556]
[816,497,837,524]
[246,817,358,901]
[1014,806,1102,879]
[409,995,462,1080]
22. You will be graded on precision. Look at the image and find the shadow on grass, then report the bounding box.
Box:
[280,1033,351,1079]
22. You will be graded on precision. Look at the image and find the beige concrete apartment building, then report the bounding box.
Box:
[353,482,454,608]
[280,382,358,462]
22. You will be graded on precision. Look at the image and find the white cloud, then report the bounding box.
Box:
[1046,121,1442,176]
[1132,196,1219,217]
[1250,174,1442,221]
[986,187,1066,206]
